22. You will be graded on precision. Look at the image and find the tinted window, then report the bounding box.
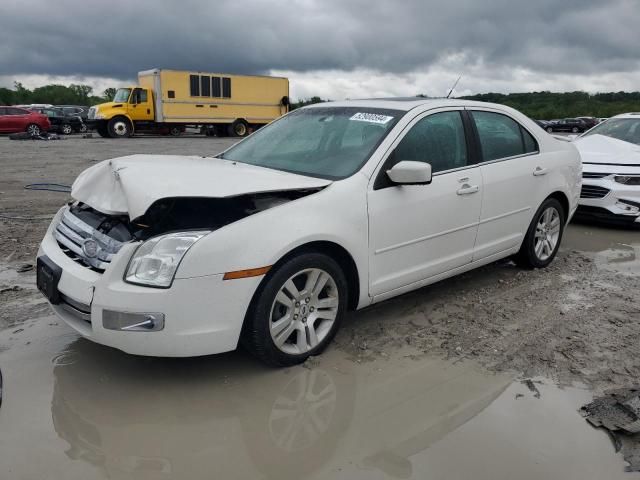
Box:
[472,111,526,161]
[201,75,210,96]
[190,74,200,96]
[222,77,231,98]
[8,107,28,115]
[393,111,468,173]
[0,107,7,115]
[212,77,221,97]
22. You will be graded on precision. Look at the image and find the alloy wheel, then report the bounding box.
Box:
[534,207,561,261]
[27,124,40,136]
[62,124,72,135]
[269,268,339,355]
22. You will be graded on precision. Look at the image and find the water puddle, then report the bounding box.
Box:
[564,223,640,276]
[0,318,637,479]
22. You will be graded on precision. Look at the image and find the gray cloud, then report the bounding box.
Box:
[1,0,639,83]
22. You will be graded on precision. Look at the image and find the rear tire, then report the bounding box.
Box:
[228,119,249,137]
[546,127,553,133]
[515,197,565,269]
[26,124,41,136]
[61,124,73,135]
[241,253,348,366]
[571,127,579,133]
[107,117,132,138]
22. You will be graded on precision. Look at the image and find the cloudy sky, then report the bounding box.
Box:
[1,0,639,100]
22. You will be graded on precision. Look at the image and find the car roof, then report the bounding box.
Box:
[303,97,511,112]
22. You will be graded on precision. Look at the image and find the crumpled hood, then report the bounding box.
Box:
[574,134,640,166]
[71,155,332,219]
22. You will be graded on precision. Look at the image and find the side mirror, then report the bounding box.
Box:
[387,161,432,185]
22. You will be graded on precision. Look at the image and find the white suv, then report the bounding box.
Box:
[37,99,581,365]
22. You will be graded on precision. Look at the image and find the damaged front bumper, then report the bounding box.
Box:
[37,208,262,357]
[577,177,640,225]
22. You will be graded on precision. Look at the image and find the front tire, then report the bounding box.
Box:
[515,198,565,268]
[546,127,553,133]
[107,117,132,138]
[242,253,348,366]
[571,127,579,133]
[169,126,182,136]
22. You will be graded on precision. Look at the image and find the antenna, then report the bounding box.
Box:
[446,76,462,98]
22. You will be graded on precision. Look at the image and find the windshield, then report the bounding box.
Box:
[220,107,402,179]
[113,88,131,103]
[582,118,640,145]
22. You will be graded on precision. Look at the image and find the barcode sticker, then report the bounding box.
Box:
[349,112,394,124]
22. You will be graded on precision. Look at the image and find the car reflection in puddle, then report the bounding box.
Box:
[50,338,511,480]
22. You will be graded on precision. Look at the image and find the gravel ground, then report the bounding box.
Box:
[1,134,639,393]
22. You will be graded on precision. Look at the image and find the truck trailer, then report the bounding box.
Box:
[87,69,290,138]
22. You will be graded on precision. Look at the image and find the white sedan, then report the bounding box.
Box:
[37,99,581,365]
[573,113,640,225]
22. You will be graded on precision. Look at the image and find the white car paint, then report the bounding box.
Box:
[37,98,581,357]
[573,113,640,224]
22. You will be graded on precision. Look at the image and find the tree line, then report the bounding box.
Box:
[460,91,640,119]
[2,82,639,119]
[0,82,115,106]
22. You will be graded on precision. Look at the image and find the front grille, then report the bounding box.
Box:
[582,172,609,179]
[54,207,125,271]
[580,185,611,199]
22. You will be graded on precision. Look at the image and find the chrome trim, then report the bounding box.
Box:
[54,207,125,271]
[59,294,91,323]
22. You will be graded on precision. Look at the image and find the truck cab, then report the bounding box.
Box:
[88,87,155,138]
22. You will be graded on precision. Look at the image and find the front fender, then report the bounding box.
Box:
[176,175,370,304]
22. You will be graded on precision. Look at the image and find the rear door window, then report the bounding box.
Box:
[471,111,537,161]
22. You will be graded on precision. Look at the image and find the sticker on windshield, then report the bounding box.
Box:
[349,112,394,124]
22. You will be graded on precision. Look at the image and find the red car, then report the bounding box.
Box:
[0,106,51,135]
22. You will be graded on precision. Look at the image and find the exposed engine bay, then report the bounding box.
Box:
[67,188,322,244]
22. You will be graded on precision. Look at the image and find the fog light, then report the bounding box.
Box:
[615,201,640,214]
[103,310,165,332]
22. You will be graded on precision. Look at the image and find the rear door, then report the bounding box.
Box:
[8,107,32,131]
[469,109,547,260]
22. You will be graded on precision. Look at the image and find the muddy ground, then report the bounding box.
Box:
[1,134,640,478]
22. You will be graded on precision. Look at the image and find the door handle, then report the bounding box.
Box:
[456,184,479,195]
[533,167,548,176]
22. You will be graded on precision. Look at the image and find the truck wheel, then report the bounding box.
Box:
[228,119,249,137]
[169,126,182,136]
[108,117,132,138]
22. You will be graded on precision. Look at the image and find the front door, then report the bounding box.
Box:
[368,109,482,297]
[129,88,154,121]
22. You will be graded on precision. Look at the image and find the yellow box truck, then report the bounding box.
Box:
[87,69,290,138]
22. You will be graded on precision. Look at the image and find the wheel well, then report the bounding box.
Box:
[547,191,569,219]
[273,241,361,310]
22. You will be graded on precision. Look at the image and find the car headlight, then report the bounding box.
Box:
[94,112,105,119]
[124,231,210,288]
